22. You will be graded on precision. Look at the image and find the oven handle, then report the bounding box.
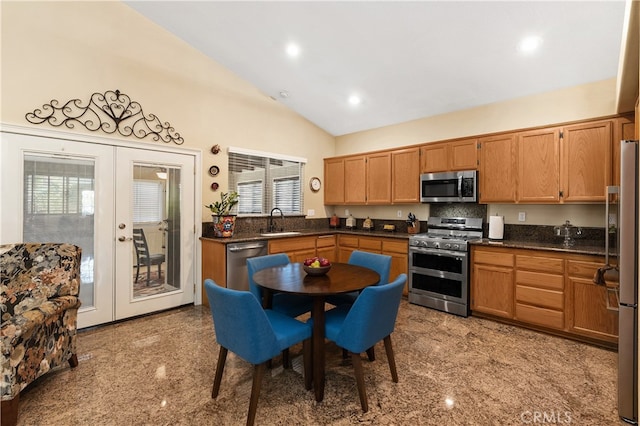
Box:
[409,247,468,258]
[458,175,463,198]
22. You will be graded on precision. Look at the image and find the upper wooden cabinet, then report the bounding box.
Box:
[420,138,477,173]
[561,120,612,202]
[366,151,391,204]
[344,155,367,204]
[324,157,345,205]
[612,114,635,187]
[517,127,561,203]
[478,133,517,203]
[391,147,420,203]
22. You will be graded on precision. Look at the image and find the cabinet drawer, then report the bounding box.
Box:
[516,255,564,274]
[567,260,603,278]
[338,235,359,248]
[359,237,382,251]
[382,239,407,254]
[474,250,514,267]
[516,285,564,310]
[515,303,564,329]
[316,235,336,248]
[516,270,563,291]
[269,236,316,253]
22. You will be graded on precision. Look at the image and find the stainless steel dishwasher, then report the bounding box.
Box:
[226,241,268,291]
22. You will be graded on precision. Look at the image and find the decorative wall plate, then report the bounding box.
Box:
[209,165,220,176]
[211,182,219,191]
[211,144,221,154]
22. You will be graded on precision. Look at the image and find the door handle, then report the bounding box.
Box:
[118,236,133,242]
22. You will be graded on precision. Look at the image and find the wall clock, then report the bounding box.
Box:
[309,177,322,192]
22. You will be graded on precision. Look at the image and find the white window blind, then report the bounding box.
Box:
[229,150,305,215]
[133,180,163,223]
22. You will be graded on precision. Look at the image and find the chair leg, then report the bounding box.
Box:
[1,393,19,426]
[342,348,348,359]
[68,353,79,368]
[135,264,140,283]
[158,263,162,281]
[383,335,398,383]
[212,347,228,398]
[146,263,151,286]
[303,338,312,391]
[366,346,376,362]
[247,363,266,426]
[350,352,368,412]
[282,348,291,369]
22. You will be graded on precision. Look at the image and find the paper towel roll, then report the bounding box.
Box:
[489,215,504,240]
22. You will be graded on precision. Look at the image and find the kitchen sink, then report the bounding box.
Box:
[259,231,302,237]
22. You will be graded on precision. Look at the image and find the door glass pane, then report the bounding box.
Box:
[131,164,181,299]
[23,154,96,309]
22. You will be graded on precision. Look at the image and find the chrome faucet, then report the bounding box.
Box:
[268,207,284,232]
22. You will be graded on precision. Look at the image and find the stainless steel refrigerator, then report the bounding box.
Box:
[620,139,639,424]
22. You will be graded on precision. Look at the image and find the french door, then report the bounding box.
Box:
[0,130,197,328]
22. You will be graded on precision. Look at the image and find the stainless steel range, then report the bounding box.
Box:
[408,217,483,317]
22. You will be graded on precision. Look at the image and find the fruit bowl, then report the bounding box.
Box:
[303,264,331,276]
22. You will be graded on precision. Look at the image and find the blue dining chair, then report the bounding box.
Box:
[247,253,314,317]
[321,273,407,412]
[325,250,391,307]
[204,279,312,426]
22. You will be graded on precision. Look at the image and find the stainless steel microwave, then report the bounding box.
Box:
[420,170,477,203]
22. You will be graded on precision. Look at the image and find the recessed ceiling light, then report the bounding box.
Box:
[519,36,542,53]
[348,95,361,105]
[286,43,300,57]
[279,90,290,99]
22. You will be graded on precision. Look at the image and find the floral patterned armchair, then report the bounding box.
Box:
[1,243,82,426]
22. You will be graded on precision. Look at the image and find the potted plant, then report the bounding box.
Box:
[206,191,239,237]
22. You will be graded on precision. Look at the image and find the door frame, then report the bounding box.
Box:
[0,123,203,307]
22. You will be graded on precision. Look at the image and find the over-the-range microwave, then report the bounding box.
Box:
[420,170,477,203]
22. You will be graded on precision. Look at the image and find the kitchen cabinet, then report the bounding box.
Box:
[366,151,392,204]
[268,236,318,263]
[337,234,408,295]
[517,127,561,203]
[391,147,420,203]
[566,259,619,344]
[560,120,612,202]
[201,238,227,307]
[471,244,619,346]
[324,157,345,204]
[514,254,564,330]
[613,114,635,187]
[316,234,337,260]
[478,133,517,203]
[420,138,477,173]
[344,155,367,204]
[471,247,515,318]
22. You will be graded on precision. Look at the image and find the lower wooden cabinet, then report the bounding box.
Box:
[471,245,618,346]
[201,238,227,307]
[268,236,320,263]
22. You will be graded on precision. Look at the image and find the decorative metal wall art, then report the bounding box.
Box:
[25,89,184,145]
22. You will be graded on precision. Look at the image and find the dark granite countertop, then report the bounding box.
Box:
[470,238,609,256]
[200,228,412,244]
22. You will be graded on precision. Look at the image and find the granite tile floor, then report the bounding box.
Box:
[15,301,620,425]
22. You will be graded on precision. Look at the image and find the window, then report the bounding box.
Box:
[133,180,163,223]
[229,147,306,215]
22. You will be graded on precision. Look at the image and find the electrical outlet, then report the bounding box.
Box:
[345,209,350,216]
[307,209,315,216]
[518,212,526,222]
[397,210,402,218]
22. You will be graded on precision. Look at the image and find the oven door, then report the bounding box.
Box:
[409,247,468,305]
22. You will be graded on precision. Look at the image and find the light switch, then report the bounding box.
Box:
[307,209,315,216]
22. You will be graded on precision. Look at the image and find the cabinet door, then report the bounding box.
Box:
[420,143,449,173]
[612,115,635,187]
[478,134,517,203]
[450,139,478,170]
[366,151,392,204]
[391,147,420,203]
[517,128,560,202]
[201,240,226,307]
[472,264,514,318]
[324,158,345,205]
[316,235,337,261]
[344,156,366,204]
[561,120,612,202]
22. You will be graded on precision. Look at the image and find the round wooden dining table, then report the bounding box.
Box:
[252,262,380,402]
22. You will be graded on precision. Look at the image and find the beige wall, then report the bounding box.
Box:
[0,1,336,220]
